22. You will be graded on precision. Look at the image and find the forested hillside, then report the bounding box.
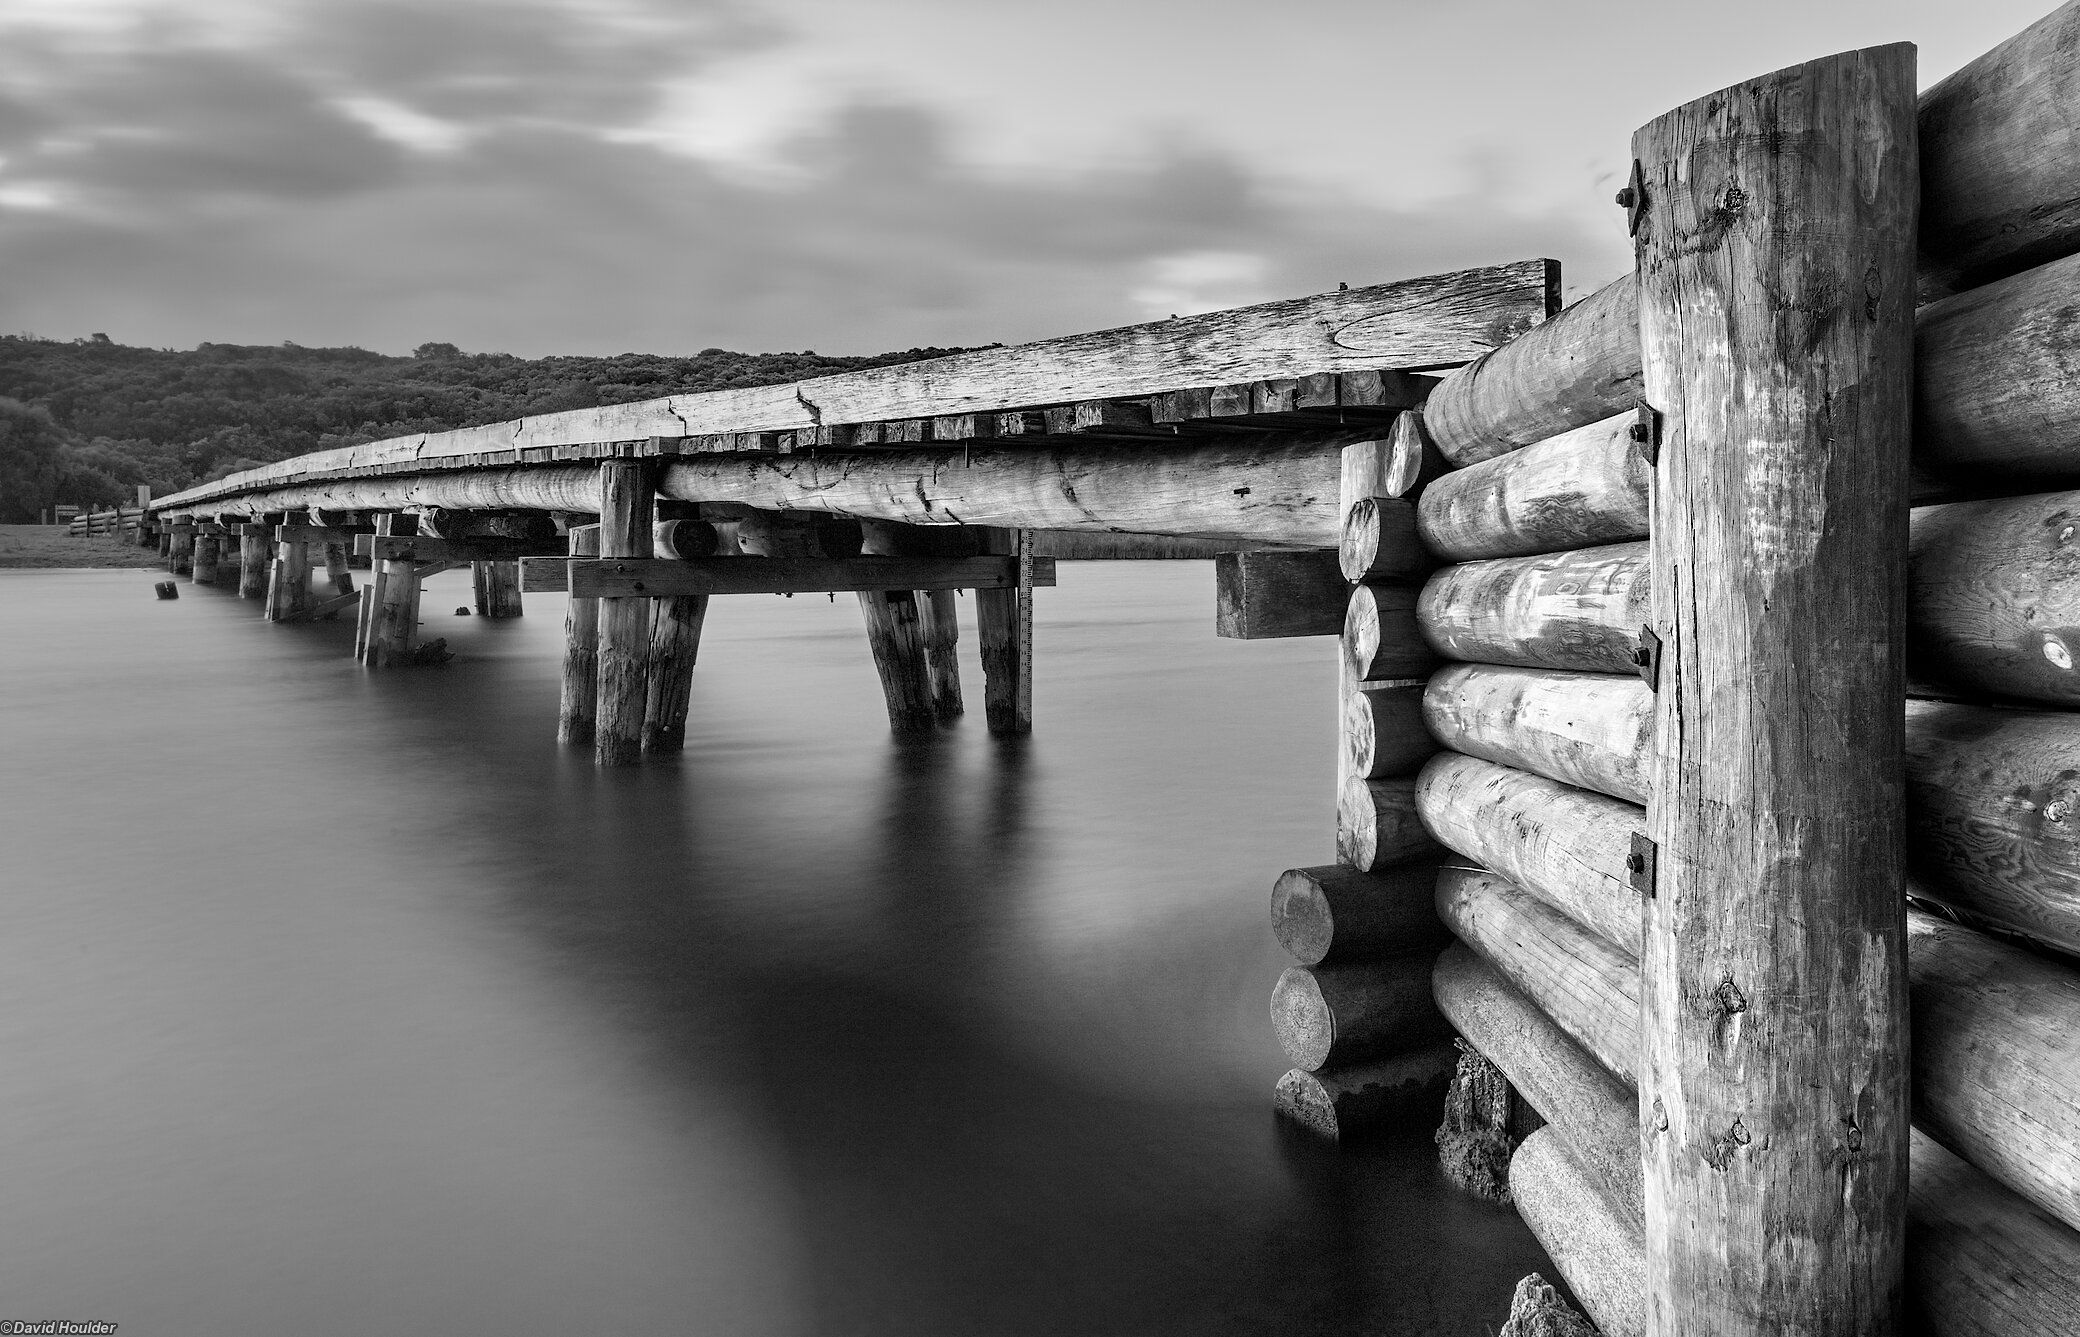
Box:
[0,335,975,522]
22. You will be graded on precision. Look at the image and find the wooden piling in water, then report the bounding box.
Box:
[975,527,1034,735]
[237,524,269,599]
[471,560,523,618]
[857,589,937,733]
[594,459,656,765]
[1633,46,1916,1333]
[642,590,707,754]
[321,543,354,599]
[167,522,194,576]
[190,531,221,585]
[557,525,602,746]
[265,525,313,622]
[916,590,963,722]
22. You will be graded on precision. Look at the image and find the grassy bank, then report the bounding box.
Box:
[0,524,167,569]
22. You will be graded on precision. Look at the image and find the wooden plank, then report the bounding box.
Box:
[1214,549,1345,639]
[1918,0,2080,294]
[1635,46,1916,1334]
[569,555,1053,598]
[1422,274,1641,468]
[154,261,1556,510]
[1417,542,1649,674]
[1417,412,1648,563]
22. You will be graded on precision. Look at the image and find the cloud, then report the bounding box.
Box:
[0,0,1625,357]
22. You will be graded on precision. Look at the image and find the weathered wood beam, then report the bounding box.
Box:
[1636,47,1916,1332]
[1272,1044,1457,1141]
[1510,1127,1648,1337]
[1918,0,2080,294]
[915,590,962,721]
[1214,550,1345,639]
[1340,681,1429,780]
[568,555,1053,599]
[973,527,1034,735]
[190,533,221,586]
[557,525,601,746]
[1908,1128,2080,1337]
[856,590,937,733]
[1417,542,1648,674]
[237,523,270,599]
[356,533,568,564]
[1417,412,1648,562]
[1416,753,1643,955]
[471,560,522,618]
[1271,862,1448,966]
[156,261,1555,510]
[1434,866,1638,1086]
[641,590,707,753]
[1420,274,1642,468]
[1423,664,1651,804]
[1342,584,1437,682]
[1910,490,2080,705]
[594,461,656,766]
[1914,253,2080,487]
[1337,497,1427,583]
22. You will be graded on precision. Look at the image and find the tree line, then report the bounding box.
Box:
[0,335,976,523]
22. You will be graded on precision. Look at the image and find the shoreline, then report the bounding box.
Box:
[0,524,169,570]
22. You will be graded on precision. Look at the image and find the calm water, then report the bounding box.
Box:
[2,562,1551,1336]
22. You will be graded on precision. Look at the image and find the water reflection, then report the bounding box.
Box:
[1,565,1550,1335]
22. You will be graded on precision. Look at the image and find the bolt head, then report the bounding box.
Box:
[1615,187,1636,208]
[1629,422,1650,443]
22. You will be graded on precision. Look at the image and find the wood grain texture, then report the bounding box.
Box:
[856,590,937,733]
[557,525,601,746]
[641,593,707,753]
[1434,866,1640,1085]
[1914,253,2080,487]
[189,534,219,585]
[1417,542,1648,674]
[1271,862,1448,966]
[1422,663,1651,804]
[1509,1128,1648,1337]
[974,527,1033,736]
[572,555,1051,599]
[155,261,1555,510]
[1910,491,2080,704]
[1335,775,1440,872]
[1214,550,1346,639]
[1635,46,1916,1335]
[1272,1045,1457,1141]
[1417,412,1649,563]
[1905,699,2080,957]
[1341,583,1438,682]
[1908,907,2080,1235]
[1907,1128,2080,1337]
[1269,960,1450,1071]
[1917,0,2080,294]
[916,589,963,721]
[1338,419,1442,511]
[471,560,522,618]
[1422,275,1643,468]
[1339,681,1432,781]
[593,461,656,766]
[1337,497,1428,584]
[1435,943,1644,1223]
[1416,753,1643,955]
[237,525,269,599]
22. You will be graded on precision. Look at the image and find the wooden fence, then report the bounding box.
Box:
[1264,5,2080,1335]
[65,506,148,539]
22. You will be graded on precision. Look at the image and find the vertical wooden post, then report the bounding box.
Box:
[472,560,523,617]
[361,513,421,667]
[593,459,656,765]
[322,542,354,598]
[1634,45,1914,1335]
[158,527,173,562]
[557,525,601,745]
[642,594,709,753]
[856,590,937,732]
[917,589,964,721]
[167,522,194,576]
[975,527,1034,735]
[190,532,221,585]
[237,524,270,598]
[265,520,313,622]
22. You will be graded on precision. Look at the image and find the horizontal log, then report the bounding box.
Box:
[1909,1128,2080,1337]
[1435,943,1642,1222]
[520,557,570,593]
[1335,775,1441,872]
[1435,866,1638,1084]
[1914,254,2080,487]
[1338,416,1445,507]
[1905,700,2080,957]
[159,260,1556,510]
[1340,681,1432,780]
[570,555,1053,599]
[1342,583,1439,682]
[1415,753,1643,954]
[1416,412,1649,563]
[1422,663,1650,803]
[1269,960,1450,1071]
[1337,497,1428,583]
[1917,2,2080,293]
[1909,907,2080,1235]
[1420,274,1642,468]
[1909,490,2080,705]
[357,534,569,564]
[655,518,723,560]
[1215,550,1346,639]
[1417,542,1648,675]
[1272,1044,1457,1141]
[1271,862,1448,966]
[1509,1127,1647,1337]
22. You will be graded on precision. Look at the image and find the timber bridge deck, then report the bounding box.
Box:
[145,4,2080,1334]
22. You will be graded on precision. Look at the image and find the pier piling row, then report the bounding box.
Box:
[139,1,2080,1327]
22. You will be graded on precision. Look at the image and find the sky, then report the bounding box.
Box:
[0,0,2058,358]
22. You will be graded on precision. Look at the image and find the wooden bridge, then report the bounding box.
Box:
[144,4,2080,1334]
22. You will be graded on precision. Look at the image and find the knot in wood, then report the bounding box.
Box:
[1715,979,1749,1015]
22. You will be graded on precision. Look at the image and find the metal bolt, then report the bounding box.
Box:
[1629,421,1651,442]
[1627,852,1647,875]
[1616,187,1637,208]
